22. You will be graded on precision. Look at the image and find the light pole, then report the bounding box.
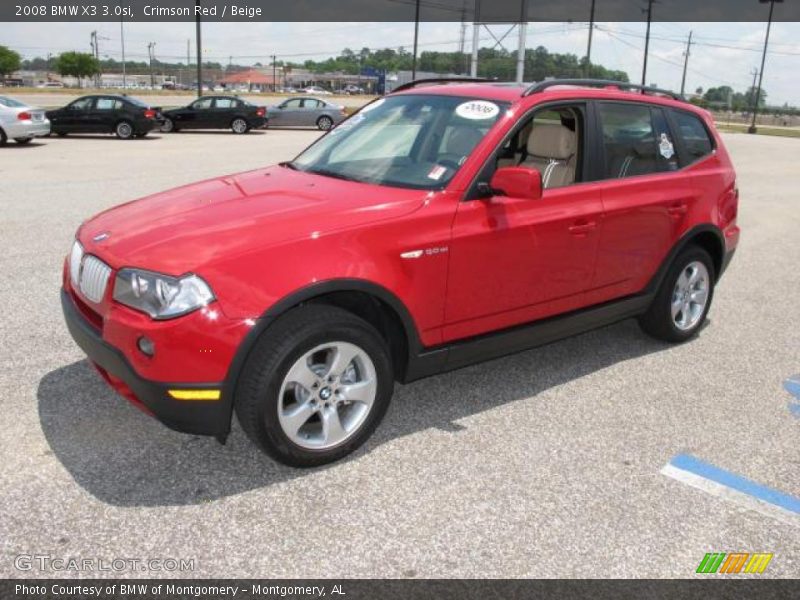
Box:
[749,0,782,134]
[195,0,203,97]
[411,0,421,80]
[119,1,126,89]
[641,0,654,86]
[585,0,596,77]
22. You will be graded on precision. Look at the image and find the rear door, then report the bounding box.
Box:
[585,101,691,306]
[298,98,322,126]
[211,97,236,128]
[89,97,121,133]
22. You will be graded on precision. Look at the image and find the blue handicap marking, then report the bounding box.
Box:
[784,374,800,417]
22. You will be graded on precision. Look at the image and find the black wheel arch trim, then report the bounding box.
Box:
[220,279,425,436]
[644,223,727,294]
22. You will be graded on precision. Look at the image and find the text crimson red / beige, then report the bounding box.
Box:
[14,4,263,18]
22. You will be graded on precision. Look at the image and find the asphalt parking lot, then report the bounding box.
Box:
[0,129,798,578]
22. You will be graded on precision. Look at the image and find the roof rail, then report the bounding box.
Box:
[390,77,491,94]
[522,79,685,101]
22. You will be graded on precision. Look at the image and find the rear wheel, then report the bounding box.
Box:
[316,115,333,131]
[235,305,394,467]
[115,121,134,140]
[638,245,715,342]
[14,138,32,144]
[231,118,249,134]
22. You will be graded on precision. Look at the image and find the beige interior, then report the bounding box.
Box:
[520,122,577,188]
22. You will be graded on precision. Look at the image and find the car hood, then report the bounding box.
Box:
[78,165,429,275]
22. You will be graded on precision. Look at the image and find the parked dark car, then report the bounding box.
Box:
[46,95,161,139]
[160,96,267,134]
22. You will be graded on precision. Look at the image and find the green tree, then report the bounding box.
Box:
[0,45,21,78]
[54,51,100,87]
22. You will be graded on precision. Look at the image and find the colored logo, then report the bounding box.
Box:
[696,552,773,574]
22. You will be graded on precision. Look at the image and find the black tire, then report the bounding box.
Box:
[56,131,68,137]
[235,304,394,467]
[638,245,715,343]
[0,128,7,146]
[14,138,33,144]
[231,118,249,134]
[160,118,175,133]
[115,120,134,140]
[135,132,148,138]
[316,115,333,131]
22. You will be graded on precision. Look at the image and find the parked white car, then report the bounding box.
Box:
[302,86,333,96]
[0,96,50,145]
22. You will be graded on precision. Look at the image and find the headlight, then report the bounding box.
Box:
[113,269,215,320]
[69,240,83,287]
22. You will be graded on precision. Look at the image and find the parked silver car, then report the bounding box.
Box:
[0,96,50,145]
[266,97,347,130]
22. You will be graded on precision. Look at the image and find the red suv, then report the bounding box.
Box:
[62,79,739,466]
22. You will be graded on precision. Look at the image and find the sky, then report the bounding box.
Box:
[3,21,799,105]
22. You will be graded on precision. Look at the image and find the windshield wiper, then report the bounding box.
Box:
[306,168,361,183]
[279,161,298,170]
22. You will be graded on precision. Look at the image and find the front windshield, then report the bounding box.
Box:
[0,96,26,108]
[292,94,507,189]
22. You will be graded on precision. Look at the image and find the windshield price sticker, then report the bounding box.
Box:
[455,100,499,120]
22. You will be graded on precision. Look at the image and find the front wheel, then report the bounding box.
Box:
[231,118,249,134]
[316,115,334,131]
[235,305,393,467]
[160,118,175,133]
[115,121,134,140]
[638,245,715,342]
[14,138,33,144]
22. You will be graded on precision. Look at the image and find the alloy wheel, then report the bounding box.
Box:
[277,342,377,450]
[671,261,710,331]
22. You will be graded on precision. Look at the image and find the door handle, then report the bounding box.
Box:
[568,221,597,235]
[667,203,688,216]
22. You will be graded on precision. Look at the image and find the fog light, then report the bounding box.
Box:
[137,336,155,357]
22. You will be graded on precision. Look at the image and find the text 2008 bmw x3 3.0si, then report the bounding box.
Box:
[62,79,739,467]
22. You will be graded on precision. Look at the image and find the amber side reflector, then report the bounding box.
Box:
[168,389,221,401]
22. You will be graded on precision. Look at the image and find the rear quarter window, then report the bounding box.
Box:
[671,109,715,164]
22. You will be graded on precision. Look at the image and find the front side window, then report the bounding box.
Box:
[192,98,213,110]
[282,99,302,109]
[69,98,93,111]
[598,102,677,179]
[671,110,714,163]
[494,106,583,189]
[292,95,506,189]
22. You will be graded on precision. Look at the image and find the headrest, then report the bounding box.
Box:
[527,123,576,160]
[445,127,483,156]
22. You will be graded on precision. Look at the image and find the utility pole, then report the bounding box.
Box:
[411,0,421,80]
[119,1,126,90]
[585,0,596,77]
[195,0,203,97]
[90,31,98,87]
[272,54,277,92]
[515,1,527,84]
[680,30,693,96]
[147,42,156,88]
[641,0,654,86]
[749,0,782,134]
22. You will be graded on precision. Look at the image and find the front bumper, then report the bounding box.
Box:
[61,289,230,438]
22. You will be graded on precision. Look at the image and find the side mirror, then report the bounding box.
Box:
[488,167,542,200]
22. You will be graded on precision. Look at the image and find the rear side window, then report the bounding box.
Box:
[671,110,714,163]
[597,102,678,179]
[215,98,235,109]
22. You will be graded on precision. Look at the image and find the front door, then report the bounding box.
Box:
[59,97,93,132]
[443,103,603,342]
